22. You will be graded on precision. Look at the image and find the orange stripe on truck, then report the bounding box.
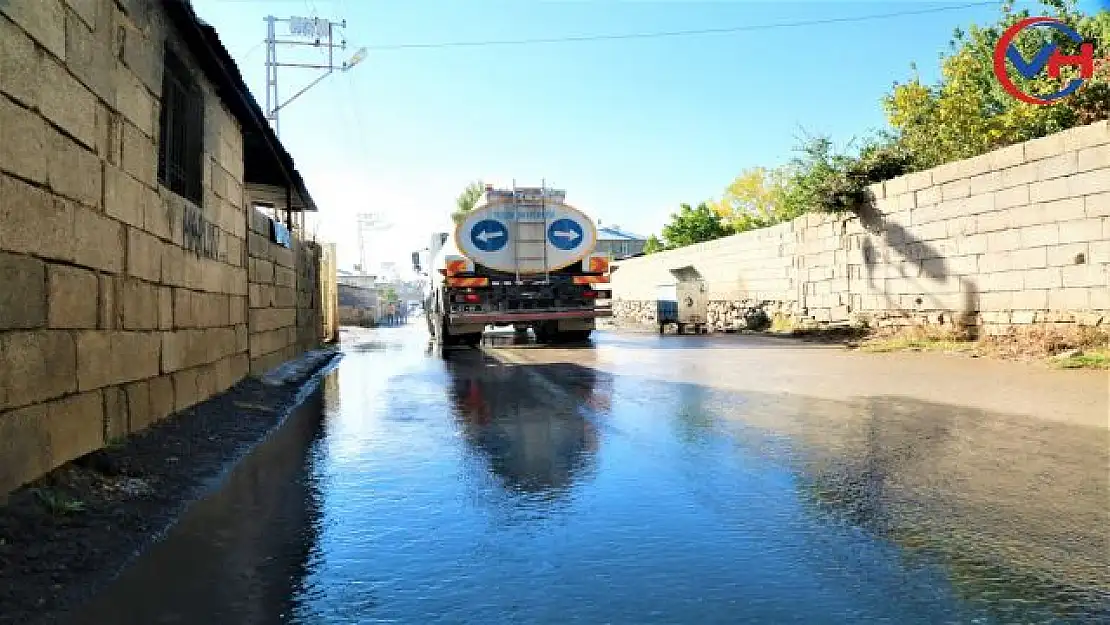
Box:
[446,277,489,287]
[572,275,610,285]
[588,256,609,273]
[445,259,468,276]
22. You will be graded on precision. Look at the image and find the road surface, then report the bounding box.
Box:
[66,325,1109,624]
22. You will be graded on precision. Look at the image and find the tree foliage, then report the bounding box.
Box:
[660,202,734,248]
[883,0,1110,170]
[451,180,485,224]
[643,234,665,254]
[707,166,805,232]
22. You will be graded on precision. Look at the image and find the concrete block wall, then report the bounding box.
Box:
[0,0,328,496]
[611,121,1110,334]
[247,208,300,375]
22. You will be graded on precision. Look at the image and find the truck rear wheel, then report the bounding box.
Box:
[551,330,592,344]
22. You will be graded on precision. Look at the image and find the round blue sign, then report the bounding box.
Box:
[547,218,584,251]
[470,219,509,252]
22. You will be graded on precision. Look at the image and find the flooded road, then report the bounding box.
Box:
[66,325,1109,624]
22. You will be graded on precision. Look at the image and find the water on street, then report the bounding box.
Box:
[65,324,1110,624]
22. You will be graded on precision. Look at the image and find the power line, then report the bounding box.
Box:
[350,1,1000,51]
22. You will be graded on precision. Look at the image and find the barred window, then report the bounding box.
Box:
[157,46,204,205]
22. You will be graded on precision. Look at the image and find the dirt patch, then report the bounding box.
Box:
[0,352,340,625]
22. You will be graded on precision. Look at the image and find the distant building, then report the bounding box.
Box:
[595,225,648,259]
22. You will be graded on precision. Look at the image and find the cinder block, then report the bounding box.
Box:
[977,210,1012,233]
[1077,146,1109,173]
[62,14,114,114]
[1035,151,1079,181]
[987,229,1022,252]
[123,379,150,432]
[158,287,172,330]
[2,0,66,60]
[968,171,1003,195]
[1089,240,1110,265]
[1026,132,1068,161]
[146,374,174,427]
[958,233,987,255]
[114,67,155,138]
[1019,224,1059,248]
[915,185,941,208]
[121,277,159,330]
[120,19,162,95]
[941,179,971,201]
[1086,192,1110,218]
[0,94,48,184]
[1069,168,1110,197]
[171,366,201,412]
[1063,120,1110,151]
[39,56,97,149]
[104,166,147,229]
[0,14,41,108]
[989,143,1025,171]
[979,252,1013,274]
[990,269,1021,293]
[1011,290,1048,310]
[1048,287,1089,310]
[247,231,271,260]
[48,263,97,328]
[46,126,101,208]
[1030,177,1071,204]
[930,160,963,185]
[95,102,121,166]
[1058,218,1102,244]
[73,207,125,272]
[249,258,274,283]
[979,293,1013,313]
[229,295,246,324]
[65,0,98,31]
[76,331,160,391]
[146,191,179,242]
[1061,263,1107,288]
[1048,242,1089,267]
[995,184,1030,210]
[120,121,156,186]
[0,330,78,411]
[0,252,47,329]
[1000,162,1039,190]
[103,386,127,441]
[1024,267,1063,290]
[1010,247,1048,270]
[127,226,162,282]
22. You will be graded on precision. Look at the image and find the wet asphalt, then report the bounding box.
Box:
[64,323,1109,624]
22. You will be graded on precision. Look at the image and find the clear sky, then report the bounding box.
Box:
[190,0,1105,275]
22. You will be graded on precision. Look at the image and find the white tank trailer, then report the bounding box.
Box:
[412,184,612,352]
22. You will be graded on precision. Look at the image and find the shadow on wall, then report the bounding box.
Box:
[856,198,980,339]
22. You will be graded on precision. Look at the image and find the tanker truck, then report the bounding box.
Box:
[411,184,612,351]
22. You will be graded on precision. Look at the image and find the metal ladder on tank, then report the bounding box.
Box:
[511,179,550,285]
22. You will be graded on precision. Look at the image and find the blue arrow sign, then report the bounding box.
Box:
[470,219,508,252]
[548,218,584,251]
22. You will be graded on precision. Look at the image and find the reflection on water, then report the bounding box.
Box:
[61,327,1110,624]
[447,359,600,497]
[58,387,328,625]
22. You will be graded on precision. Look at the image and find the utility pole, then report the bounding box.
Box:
[356,213,393,276]
[263,15,367,231]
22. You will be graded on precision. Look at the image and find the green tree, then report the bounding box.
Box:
[883,0,1109,170]
[660,202,734,248]
[642,234,665,254]
[708,166,806,232]
[451,180,485,224]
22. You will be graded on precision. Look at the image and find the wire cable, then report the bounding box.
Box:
[351,1,1000,51]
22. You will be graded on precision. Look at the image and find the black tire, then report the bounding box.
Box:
[551,330,592,344]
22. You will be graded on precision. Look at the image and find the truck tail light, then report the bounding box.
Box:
[582,290,598,299]
[463,293,481,304]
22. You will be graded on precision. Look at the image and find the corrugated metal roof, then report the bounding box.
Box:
[597,226,647,241]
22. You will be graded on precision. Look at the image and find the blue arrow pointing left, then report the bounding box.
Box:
[470,219,509,252]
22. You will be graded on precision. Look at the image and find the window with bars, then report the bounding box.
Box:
[157,46,204,205]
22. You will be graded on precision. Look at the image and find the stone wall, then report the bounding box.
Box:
[611,121,1110,335]
[0,0,330,496]
[247,207,301,375]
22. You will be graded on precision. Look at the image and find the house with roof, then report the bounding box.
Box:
[595,224,649,259]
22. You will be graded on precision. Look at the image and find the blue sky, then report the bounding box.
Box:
[191,0,1106,274]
